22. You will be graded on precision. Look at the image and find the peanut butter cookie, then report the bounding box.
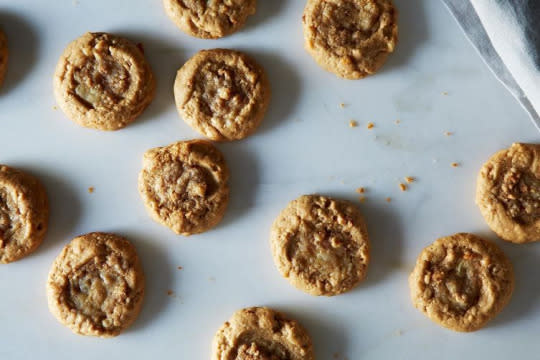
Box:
[163,0,256,39]
[47,232,145,337]
[476,143,540,243]
[0,165,48,264]
[53,32,156,131]
[302,0,398,79]
[174,49,270,141]
[270,194,370,296]
[409,233,514,332]
[212,307,314,360]
[138,140,229,235]
[0,29,7,88]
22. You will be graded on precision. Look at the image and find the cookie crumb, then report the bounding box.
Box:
[358,195,366,203]
[442,91,449,96]
[451,162,460,168]
[386,197,392,203]
[367,122,374,130]
[167,290,174,296]
[53,105,58,110]
[339,102,346,109]
[395,119,401,125]
[444,131,453,136]
[395,329,403,336]
[87,187,94,194]
[399,183,407,192]
[177,266,183,270]
[356,187,365,194]
[405,176,415,184]
[349,120,358,128]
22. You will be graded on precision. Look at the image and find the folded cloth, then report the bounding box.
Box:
[442,0,540,132]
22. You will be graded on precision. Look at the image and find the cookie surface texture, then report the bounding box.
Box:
[302,0,398,79]
[476,143,540,243]
[163,0,256,39]
[409,233,514,332]
[270,194,370,296]
[138,140,229,235]
[174,49,270,141]
[212,307,315,360]
[0,165,49,264]
[53,32,155,131]
[47,232,145,337]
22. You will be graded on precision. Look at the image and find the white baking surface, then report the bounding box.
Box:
[0,0,539,359]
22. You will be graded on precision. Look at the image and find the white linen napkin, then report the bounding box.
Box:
[442,0,540,132]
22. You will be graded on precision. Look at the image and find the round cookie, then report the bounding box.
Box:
[0,165,49,264]
[138,140,229,235]
[0,29,8,88]
[47,232,145,337]
[270,194,370,296]
[53,32,156,131]
[302,0,398,79]
[212,307,314,360]
[476,143,540,243]
[174,49,271,141]
[163,0,256,39]
[409,233,514,332]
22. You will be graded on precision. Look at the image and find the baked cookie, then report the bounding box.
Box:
[212,307,314,360]
[0,29,7,88]
[409,233,514,332]
[476,143,540,243]
[174,49,270,141]
[163,0,256,39]
[138,140,229,235]
[0,165,48,264]
[53,32,156,131]
[302,0,398,79]
[47,232,145,337]
[270,194,370,296]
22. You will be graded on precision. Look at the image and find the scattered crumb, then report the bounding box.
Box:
[399,183,407,192]
[405,176,415,184]
[367,122,374,130]
[442,91,449,96]
[177,266,183,270]
[395,329,403,336]
[52,105,58,110]
[87,187,94,194]
[358,195,366,203]
[395,119,401,125]
[386,197,392,203]
[167,290,174,296]
[209,277,216,282]
[356,187,365,194]
[444,131,453,136]
[451,162,460,167]
[339,102,346,109]
[349,120,358,128]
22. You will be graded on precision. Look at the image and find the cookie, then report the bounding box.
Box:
[0,29,7,88]
[47,232,145,337]
[163,0,256,39]
[53,32,156,131]
[476,143,540,243]
[0,165,48,264]
[138,140,229,235]
[302,0,398,79]
[270,194,370,296]
[409,233,514,332]
[212,307,314,360]
[174,49,270,141]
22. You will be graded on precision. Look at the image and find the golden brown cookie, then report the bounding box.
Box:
[302,0,398,79]
[47,232,145,337]
[0,165,48,264]
[409,233,514,332]
[212,307,314,360]
[163,0,256,39]
[476,143,540,243]
[53,32,156,131]
[174,49,271,141]
[270,194,370,296]
[138,140,229,235]
[0,29,7,88]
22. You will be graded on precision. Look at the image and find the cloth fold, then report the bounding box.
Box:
[442,0,540,132]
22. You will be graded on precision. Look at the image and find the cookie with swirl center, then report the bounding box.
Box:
[212,307,314,360]
[409,233,514,332]
[53,32,155,131]
[138,140,229,235]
